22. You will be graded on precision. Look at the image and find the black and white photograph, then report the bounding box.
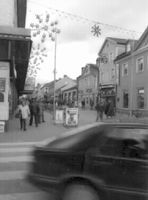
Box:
[0,0,148,199]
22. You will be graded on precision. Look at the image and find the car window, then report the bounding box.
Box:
[95,127,148,159]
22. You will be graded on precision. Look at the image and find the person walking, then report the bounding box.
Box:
[104,100,110,119]
[95,100,105,121]
[38,100,45,123]
[19,99,30,131]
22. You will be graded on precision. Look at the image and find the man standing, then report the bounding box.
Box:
[29,98,39,127]
[95,100,105,121]
[19,99,30,131]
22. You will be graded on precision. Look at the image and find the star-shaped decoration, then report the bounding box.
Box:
[91,24,101,37]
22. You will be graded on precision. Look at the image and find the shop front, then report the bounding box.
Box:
[0,26,32,131]
[99,84,117,108]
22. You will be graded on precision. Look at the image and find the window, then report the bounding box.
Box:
[136,57,144,73]
[137,88,144,109]
[123,90,128,108]
[109,53,114,62]
[126,43,131,52]
[122,63,128,76]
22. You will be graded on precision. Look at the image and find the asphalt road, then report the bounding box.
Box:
[0,142,56,200]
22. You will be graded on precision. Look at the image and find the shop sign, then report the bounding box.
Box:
[0,121,5,133]
[64,108,79,127]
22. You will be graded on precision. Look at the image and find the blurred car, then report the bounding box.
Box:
[28,122,148,200]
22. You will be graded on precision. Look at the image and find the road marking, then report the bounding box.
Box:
[0,155,33,163]
[0,170,27,181]
[0,142,40,147]
[0,191,49,200]
[0,147,33,153]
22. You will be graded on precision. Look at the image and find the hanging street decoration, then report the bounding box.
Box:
[28,12,60,79]
[28,1,141,39]
[28,43,47,78]
[91,24,101,37]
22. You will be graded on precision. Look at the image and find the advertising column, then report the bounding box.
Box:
[0,62,10,132]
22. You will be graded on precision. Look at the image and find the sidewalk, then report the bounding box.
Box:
[0,109,97,143]
[0,109,148,143]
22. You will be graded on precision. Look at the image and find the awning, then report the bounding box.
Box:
[0,26,30,40]
[0,26,32,93]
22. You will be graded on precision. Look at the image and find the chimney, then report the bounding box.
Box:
[81,67,84,74]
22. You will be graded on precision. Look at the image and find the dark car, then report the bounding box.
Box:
[28,122,148,200]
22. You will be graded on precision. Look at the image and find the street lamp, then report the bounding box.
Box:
[30,14,60,122]
[49,21,61,121]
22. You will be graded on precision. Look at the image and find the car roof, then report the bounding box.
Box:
[44,122,148,151]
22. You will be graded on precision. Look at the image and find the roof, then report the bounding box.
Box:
[0,26,31,40]
[61,82,77,92]
[108,37,128,44]
[114,51,131,62]
[55,76,75,91]
[42,81,55,88]
[134,26,148,51]
[99,37,128,55]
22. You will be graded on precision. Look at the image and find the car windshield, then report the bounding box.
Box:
[46,123,104,150]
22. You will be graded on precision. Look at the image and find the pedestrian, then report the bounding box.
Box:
[107,100,114,118]
[38,100,45,123]
[90,99,94,110]
[18,99,30,131]
[104,100,110,118]
[15,99,23,130]
[95,100,105,121]
[29,98,40,127]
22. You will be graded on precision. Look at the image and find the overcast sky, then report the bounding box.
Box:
[26,0,148,84]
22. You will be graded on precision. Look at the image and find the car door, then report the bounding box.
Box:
[83,127,148,200]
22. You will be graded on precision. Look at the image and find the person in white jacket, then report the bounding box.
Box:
[19,99,30,131]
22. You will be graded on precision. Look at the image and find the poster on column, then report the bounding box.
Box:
[0,62,9,121]
[64,108,79,127]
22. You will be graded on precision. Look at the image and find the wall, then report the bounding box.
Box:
[117,48,148,115]
[0,0,16,27]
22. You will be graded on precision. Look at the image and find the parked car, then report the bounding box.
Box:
[28,122,148,200]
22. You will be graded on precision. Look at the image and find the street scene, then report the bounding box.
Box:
[0,0,148,199]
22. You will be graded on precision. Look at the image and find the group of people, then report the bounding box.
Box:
[95,99,115,121]
[15,98,45,131]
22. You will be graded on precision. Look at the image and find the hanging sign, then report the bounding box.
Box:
[64,108,79,127]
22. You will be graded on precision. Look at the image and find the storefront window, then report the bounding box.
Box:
[123,90,128,108]
[0,92,4,102]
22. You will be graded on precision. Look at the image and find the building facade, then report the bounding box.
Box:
[61,82,77,106]
[77,64,98,108]
[0,0,31,130]
[97,37,129,108]
[115,27,148,117]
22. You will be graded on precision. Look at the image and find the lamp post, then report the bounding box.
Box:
[50,21,60,121]
[29,14,60,122]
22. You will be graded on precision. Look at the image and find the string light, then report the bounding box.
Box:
[28,0,141,38]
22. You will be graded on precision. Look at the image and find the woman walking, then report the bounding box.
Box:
[19,99,30,131]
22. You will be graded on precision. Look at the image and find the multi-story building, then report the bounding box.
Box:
[97,37,130,108]
[77,64,98,108]
[115,26,148,117]
[0,0,31,130]
[61,81,77,106]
